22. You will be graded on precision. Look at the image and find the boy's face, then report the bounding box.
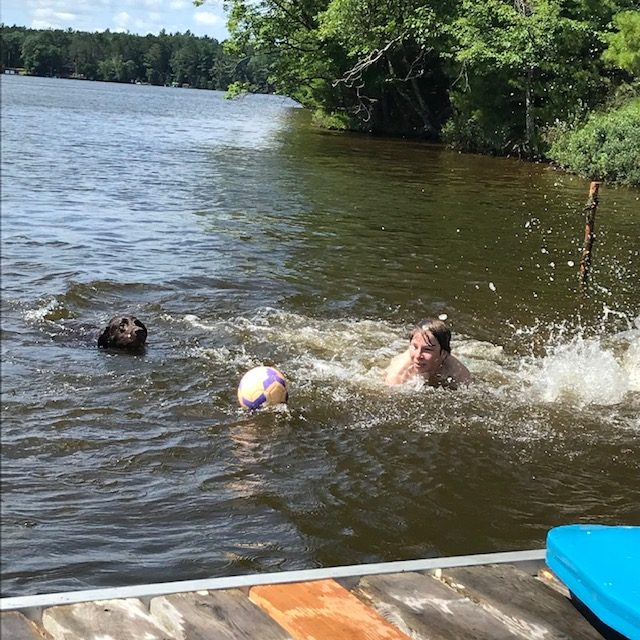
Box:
[409,330,443,375]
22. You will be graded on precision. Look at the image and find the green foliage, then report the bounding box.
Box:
[547,98,640,186]
[225,80,250,98]
[223,0,342,112]
[97,54,125,82]
[603,10,640,76]
[0,24,268,91]
[21,31,65,76]
[442,71,520,155]
[444,0,616,157]
[320,0,412,56]
[224,0,456,135]
[1,28,25,68]
[222,0,639,156]
[310,108,355,130]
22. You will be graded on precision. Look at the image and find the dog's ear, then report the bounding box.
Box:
[97,327,110,348]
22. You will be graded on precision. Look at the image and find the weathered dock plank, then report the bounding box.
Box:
[1,611,51,639]
[149,589,295,640]
[439,564,604,639]
[41,598,174,640]
[354,571,522,639]
[249,578,411,640]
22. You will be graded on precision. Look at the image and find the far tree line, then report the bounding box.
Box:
[0,25,271,91]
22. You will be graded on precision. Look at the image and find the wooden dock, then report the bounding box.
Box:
[1,550,619,639]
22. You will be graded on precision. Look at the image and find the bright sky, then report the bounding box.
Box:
[0,0,229,41]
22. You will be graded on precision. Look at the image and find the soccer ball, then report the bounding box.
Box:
[237,366,289,410]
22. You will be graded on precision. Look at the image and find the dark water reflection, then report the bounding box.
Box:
[1,76,639,597]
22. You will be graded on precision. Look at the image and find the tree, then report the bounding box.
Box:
[171,39,201,85]
[223,0,454,135]
[445,0,630,157]
[144,43,165,84]
[319,0,454,135]
[1,23,256,90]
[603,10,640,77]
[216,0,638,152]
[21,31,65,76]
[69,32,101,78]
[1,28,25,69]
[98,54,125,82]
[224,0,337,108]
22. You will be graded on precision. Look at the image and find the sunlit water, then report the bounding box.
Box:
[1,75,639,597]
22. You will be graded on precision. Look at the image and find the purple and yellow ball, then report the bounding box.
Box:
[237,366,289,410]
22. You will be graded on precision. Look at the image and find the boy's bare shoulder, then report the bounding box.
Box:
[384,351,410,385]
[444,354,472,385]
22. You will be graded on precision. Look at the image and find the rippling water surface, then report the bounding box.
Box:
[1,75,639,597]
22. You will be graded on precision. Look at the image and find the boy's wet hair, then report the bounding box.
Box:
[410,318,451,353]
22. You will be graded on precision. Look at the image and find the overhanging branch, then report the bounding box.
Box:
[332,34,405,89]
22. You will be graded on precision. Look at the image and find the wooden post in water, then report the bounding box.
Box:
[579,181,601,288]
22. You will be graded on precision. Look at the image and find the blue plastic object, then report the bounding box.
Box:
[546,524,640,640]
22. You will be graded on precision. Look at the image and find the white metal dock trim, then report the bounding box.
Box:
[0,548,546,612]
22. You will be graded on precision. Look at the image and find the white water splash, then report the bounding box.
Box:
[174,307,639,412]
[521,333,638,406]
[622,335,640,392]
[24,298,61,322]
[182,314,218,331]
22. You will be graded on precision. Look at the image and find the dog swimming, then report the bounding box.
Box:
[97,315,147,351]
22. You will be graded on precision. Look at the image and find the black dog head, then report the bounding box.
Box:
[98,316,147,351]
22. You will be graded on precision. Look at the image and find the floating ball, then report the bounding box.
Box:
[237,366,288,410]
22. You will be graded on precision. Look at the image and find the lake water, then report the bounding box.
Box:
[1,75,639,597]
